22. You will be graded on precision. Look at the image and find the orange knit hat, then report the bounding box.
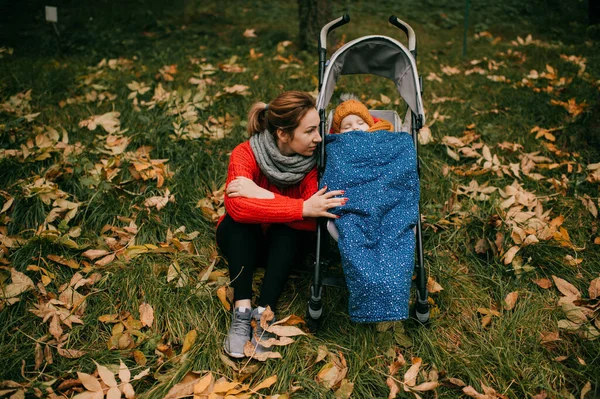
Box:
[332,100,374,133]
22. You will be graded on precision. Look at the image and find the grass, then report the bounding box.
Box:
[1,0,600,398]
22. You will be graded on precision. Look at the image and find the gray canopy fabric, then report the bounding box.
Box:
[317,35,425,125]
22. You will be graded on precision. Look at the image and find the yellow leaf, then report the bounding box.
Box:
[182,329,197,354]
[193,373,213,394]
[387,376,400,399]
[212,379,239,394]
[82,249,110,260]
[251,375,277,392]
[411,381,439,392]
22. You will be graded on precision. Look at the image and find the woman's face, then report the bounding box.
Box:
[277,108,321,156]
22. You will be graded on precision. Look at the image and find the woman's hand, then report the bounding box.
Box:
[226,176,275,199]
[302,186,347,218]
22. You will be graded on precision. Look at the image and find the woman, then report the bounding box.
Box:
[217,91,346,358]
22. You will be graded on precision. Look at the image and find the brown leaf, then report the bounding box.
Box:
[475,238,490,254]
[427,277,444,293]
[462,385,488,399]
[133,350,147,366]
[503,246,520,265]
[267,325,306,337]
[81,249,110,260]
[334,378,354,399]
[95,362,117,387]
[503,292,518,311]
[77,372,102,392]
[34,343,43,370]
[162,371,201,399]
[387,376,400,399]
[532,278,552,289]
[552,275,581,298]
[588,278,600,299]
[57,345,85,358]
[411,381,439,392]
[447,378,467,387]
[403,357,422,387]
[139,303,154,328]
[243,340,282,361]
[95,253,116,267]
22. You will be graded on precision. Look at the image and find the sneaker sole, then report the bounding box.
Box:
[224,350,245,358]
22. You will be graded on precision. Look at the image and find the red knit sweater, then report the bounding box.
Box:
[218,141,318,231]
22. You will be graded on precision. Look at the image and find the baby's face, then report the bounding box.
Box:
[339,114,368,133]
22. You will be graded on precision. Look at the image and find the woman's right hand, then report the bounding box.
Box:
[302,186,347,218]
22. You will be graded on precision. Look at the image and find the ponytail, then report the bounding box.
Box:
[246,91,316,139]
[247,102,268,136]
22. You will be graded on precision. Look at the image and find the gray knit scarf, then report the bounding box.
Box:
[249,129,316,188]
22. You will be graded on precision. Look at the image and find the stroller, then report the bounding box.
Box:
[306,14,429,330]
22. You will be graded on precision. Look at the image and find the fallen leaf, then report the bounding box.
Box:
[552,275,581,299]
[193,372,213,394]
[77,372,102,392]
[181,329,197,354]
[403,357,422,387]
[243,29,257,38]
[503,292,518,310]
[532,278,552,289]
[139,303,154,328]
[251,375,277,392]
[589,278,600,299]
[334,378,354,398]
[427,277,444,293]
[216,286,231,311]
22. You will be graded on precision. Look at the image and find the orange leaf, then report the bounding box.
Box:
[532,278,552,289]
[216,286,231,311]
[427,277,444,293]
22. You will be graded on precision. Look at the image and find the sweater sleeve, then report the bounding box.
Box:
[285,167,318,231]
[224,143,306,224]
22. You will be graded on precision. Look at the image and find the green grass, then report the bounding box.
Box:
[1,0,600,398]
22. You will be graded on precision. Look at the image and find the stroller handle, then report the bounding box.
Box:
[389,15,417,57]
[318,14,350,52]
[318,14,350,90]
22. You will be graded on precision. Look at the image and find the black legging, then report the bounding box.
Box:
[216,214,314,308]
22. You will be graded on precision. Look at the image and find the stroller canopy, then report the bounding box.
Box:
[317,35,425,125]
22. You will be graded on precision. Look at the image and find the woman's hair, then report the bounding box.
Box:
[247,91,316,138]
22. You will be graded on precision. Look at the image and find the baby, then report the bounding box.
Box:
[332,99,393,134]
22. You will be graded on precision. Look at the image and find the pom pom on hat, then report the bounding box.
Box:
[332,100,374,133]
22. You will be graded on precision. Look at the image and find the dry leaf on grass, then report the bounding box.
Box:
[139,303,154,328]
[503,292,519,310]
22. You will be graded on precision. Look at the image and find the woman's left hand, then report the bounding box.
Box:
[226,176,275,199]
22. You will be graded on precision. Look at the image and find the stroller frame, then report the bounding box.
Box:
[306,14,430,331]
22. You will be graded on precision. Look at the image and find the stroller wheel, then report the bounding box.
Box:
[414,289,430,325]
[306,301,323,334]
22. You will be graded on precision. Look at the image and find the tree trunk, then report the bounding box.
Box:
[297,0,332,51]
[591,0,600,25]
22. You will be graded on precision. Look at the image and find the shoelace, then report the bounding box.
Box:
[231,313,251,336]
